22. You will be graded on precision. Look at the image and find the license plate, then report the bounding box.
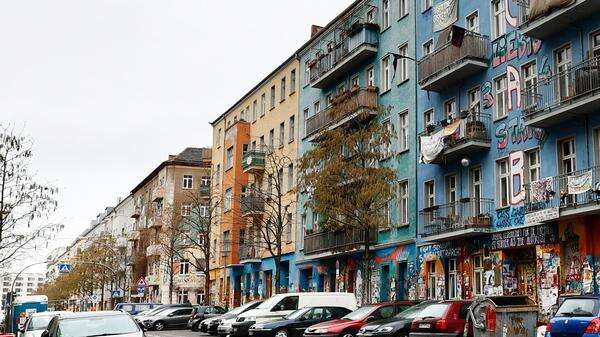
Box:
[249,332,253,335]
[419,323,431,329]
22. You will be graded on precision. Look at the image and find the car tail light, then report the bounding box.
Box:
[410,320,418,330]
[585,318,600,333]
[546,321,552,333]
[435,319,448,331]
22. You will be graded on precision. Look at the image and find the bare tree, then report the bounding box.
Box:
[0,125,62,268]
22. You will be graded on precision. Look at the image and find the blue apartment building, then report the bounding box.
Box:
[295,0,419,304]
[415,0,600,319]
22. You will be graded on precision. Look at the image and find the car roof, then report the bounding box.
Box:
[30,311,71,317]
[58,311,128,320]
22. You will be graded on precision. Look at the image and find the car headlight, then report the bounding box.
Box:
[312,328,328,334]
[246,316,257,322]
[375,327,394,333]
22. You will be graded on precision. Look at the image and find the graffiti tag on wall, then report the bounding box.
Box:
[496,116,547,150]
[491,30,542,68]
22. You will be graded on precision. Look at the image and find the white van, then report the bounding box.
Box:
[237,292,357,324]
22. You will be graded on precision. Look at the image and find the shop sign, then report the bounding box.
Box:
[490,223,557,250]
[524,207,559,225]
[418,241,460,261]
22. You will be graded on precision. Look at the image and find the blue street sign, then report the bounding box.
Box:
[137,286,145,295]
[58,263,72,273]
[112,289,123,298]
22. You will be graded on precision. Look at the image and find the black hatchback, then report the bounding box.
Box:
[248,306,352,337]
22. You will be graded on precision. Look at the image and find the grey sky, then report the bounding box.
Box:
[2,0,352,262]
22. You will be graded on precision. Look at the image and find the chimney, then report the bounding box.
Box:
[311,25,323,38]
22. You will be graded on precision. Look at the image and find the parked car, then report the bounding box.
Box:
[231,293,357,337]
[304,301,417,337]
[40,311,143,337]
[409,300,472,337]
[186,305,226,331]
[132,304,189,329]
[249,306,353,337]
[200,301,262,335]
[546,295,600,337]
[139,306,194,331]
[356,302,434,337]
[114,302,163,315]
[18,311,71,337]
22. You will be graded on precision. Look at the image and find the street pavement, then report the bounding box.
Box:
[146,329,205,337]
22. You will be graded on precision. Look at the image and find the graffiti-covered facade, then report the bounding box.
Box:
[416,0,600,320]
[296,0,418,304]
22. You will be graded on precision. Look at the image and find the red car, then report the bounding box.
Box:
[409,300,472,337]
[304,301,419,337]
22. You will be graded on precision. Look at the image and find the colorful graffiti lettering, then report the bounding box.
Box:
[507,65,521,112]
[540,56,552,80]
[510,151,525,205]
[491,31,542,68]
[504,0,518,28]
[494,205,525,229]
[481,81,494,109]
[495,116,547,149]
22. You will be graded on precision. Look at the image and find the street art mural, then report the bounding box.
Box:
[494,204,525,229]
[495,117,547,150]
[491,30,542,68]
[537,245,560,320]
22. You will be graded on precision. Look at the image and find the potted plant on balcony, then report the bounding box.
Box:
[366,85,378,93]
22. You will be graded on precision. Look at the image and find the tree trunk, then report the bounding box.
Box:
[204,271,211,305]
[274,251,281,294]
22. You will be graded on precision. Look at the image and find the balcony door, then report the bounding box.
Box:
[559,137,577,205]
[424,180,436,225]
[554,45,572,102]
[445,175,458,222]
[470,167,483,216]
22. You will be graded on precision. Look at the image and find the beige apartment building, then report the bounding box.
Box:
[210,55,299,307]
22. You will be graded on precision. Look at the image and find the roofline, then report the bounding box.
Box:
[131,159,210,195]
[210,54,297,126]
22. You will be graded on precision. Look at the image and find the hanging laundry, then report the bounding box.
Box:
[442,119,461,137]
[432,0,458,32]
[531,177,554,202]
[420,130,445,164]
[567,170,593,194]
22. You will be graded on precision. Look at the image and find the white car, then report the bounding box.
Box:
[41,311,144,337]
[19,311,71,337]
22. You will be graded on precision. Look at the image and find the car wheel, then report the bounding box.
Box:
[154,321,166,331]
[191,322,201,332]
[340,331,354,337]
[275,329,289,337]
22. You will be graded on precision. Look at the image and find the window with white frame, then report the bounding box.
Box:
[466,11,479,33]
[491,0,506,39]
[382,0,390,29]
[183,175,194,189]
[496,158,510,208]
[422,39,433,56]
[223,230,231,255]
[366,66,375,86]
[181,204,192,217]
[351,75,359,88]
[493,74,508,119]
[422,0,432,11]
[286,213,293,242]
[444,98,456,120]
[290,69,296,93]
[427,260,437,299]
[261,93,266,116]
[559,137,576,175]
[399,0,408,18]
[326,93,333,107]
[425,180,435,223]
[398,110,409,151]
[473,254,484,295]
[447,258,458,299]
[269,129,275,150]
[468,87,481,113]
[526,148,541,184]
[287,164,294,192]
[381,55,392,92]
[281,77,286,100]
[313,100,321,115]
[591,31,600,58]
[177,290,189,304]
[304,61,310,86]
[224,188,232,211]
[366,8,376,23]
[522,61,537,108]
[470,166,483,215]
[312,210,319,230]
[398,180,409,225]
[226,147,234,169]
[270,85,276,109]
[252,100,257,122]
[179,260,190,275]
[382,119,392,156]
[555,45,572,101]
[397,44,409,82]
[445,174,458,214]
[303,108,309,137]
[424,109,434,129]
[289,116,295,142]
[279,122,285,147]
[200,205,209,218]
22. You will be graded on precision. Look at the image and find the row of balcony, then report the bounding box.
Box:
[420,198,494,242]
[517,0,600,39]
[303,228,377,255]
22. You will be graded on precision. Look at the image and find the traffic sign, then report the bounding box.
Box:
[58,263,72,273]
[90,294,99,304]
[137,277,147,287]
[111,289,123,298]
[136,286,145,296]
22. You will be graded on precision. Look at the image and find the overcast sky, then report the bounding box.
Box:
[2,0,352,265]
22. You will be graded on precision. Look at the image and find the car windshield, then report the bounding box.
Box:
[257,296,284,309]
[138,307,164,316]
[228,302,257,315]
[57,314,139,337]
[342,306,376,321]
[556,298,599,317]
[395,303,435,319]
[285,307,312,320]
[27,316,54,331]
[413,303,449,319]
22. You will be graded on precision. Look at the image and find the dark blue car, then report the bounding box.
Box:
[547,296,600,337]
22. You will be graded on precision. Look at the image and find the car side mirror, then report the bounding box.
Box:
[167,313,174,317]
[41,330,50,337]
[366,316,375,322]
[298,316,306,321]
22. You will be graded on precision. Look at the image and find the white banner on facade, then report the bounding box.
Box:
[567,170,593,194]
[432,0,458,32]
[524,207,559,226]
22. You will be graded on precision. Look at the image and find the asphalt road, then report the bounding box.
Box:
[146,329,206,337]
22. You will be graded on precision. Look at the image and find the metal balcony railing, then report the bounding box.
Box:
[516,0,599,39]
[420,198,494,238]
[242,150,266,173]
[305,87,378,137]
[304,228,377,255]
[239,244,260,261]
[522,56,600,126]
[200,185,211,197]
[524,165,600,214]
[241,195,265,216]
[418,31,488,90]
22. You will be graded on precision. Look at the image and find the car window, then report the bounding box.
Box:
[27,316,54,331]
[57,314,139,337]
[136,304,151,312]
[417,303,449,318]
[557,298,599,317]
[305,308,330,320]
[120,304,134,312]
[272,296,299,311]
[172,308,193,316]
[217,306,227,313]
[373,306,395,320]
[458,304,470,319]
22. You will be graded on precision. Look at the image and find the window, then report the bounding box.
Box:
[286,213,293,242]
[274,296,299,311]
[491,0,506,39]
[279,122,285,147]
[424,180,435,223]
[289,116,295,142]
[224,188,232,211]
[522,61,537,108]
[397,44,409,83]
[259,135,265,150]
[313,100,321,115]
[399,0,408,18]
[269,129,275,150]
[351,75,360,88]
[526,148,541,184]
[287,164,294,192]
[179,260,190,275]
[366,8,376,23]
[223,230,231,256]
[424,109,434,129]
[398,181,409,225]
[181,204,192,216]
[183,175,194,189]
[366,66,375,86]
[398,111,409,152]
[303,108,309,137]
[270,85,276,109]
[216,128,222,146]
[226,147,234,169]
[422,0,432,11]
[261,94,266,116]
[447,259,458,299]
[422,39,433,56]
[445,175,458,214]
[468,87,481,113]
[281,77,286,101]
[473,254,484,295]
[337,83,346,95]
[559,137,576,175]
[290,69,296,93]
[466,11,479,33]
[470,166,483,214]
[382,119,392,156]
[312,210,319,230]
[591,31,600,58]
[496,158,510,208]
[427,261,436,299]
[382,0,390,29]
[493,74,508,119]
[381,56,392,92]
[555,45,572,101]
[444,98,456,120]
[304,61,311,86]
[215,164,221,184]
